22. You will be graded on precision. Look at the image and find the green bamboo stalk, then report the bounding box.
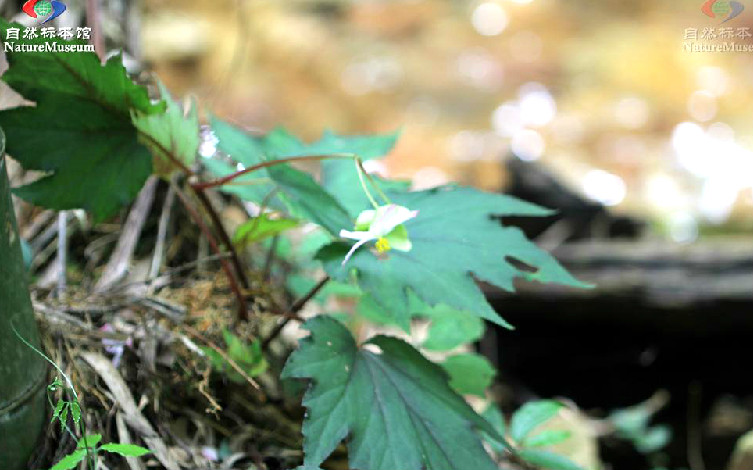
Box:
[0,130,47,469]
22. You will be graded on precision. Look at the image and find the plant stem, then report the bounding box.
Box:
[172,182,248,321]
[262,275,330,349]
[191,186,249,289]
[192,153,356,190]
[86,0,104,60]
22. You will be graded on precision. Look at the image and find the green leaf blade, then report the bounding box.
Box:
[0,21,160,221]
[441,353,496,397]
[511,400,563,443]
[99,443,151,457]
[49,449,87,470]
[282,316,500,470]
[319,185,586,329]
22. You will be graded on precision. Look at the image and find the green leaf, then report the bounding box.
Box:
[49,449,87,470]
[59,404,69,433]
[282,316,501,470]
[321,160,409,220]
[524,430,573,448]
[356,294,402,326]
[132,82,199,177]
[511,400,563,443]
[422,304,485,352]
[265,164,352,235]
[233,214,299,246]
[205,121,399,216]
[0,21,161,221]
[202,119,286,210]
[318,185,588,330]
[312,129,400,160]
[99,443,151,457]
[77,434,102,449]
[518,449,585,470]
[441,353,496,397]
[69,401,81,426]
[51,398,65,423]
[481,404,508,453]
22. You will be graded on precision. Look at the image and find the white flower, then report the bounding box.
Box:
[339,204,419,265]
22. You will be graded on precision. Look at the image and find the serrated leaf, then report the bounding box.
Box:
[282,316,501,470]
[441,353,496,397]
[100,443,151,457]
[481,404,508,453]
[518,449,585,470]
[132,82,199,177]
[233,214,299,246]
[0,21,161,221]
[524,430,573,448]
[49,449,87,470]
[77,434,102,449]
[511,400,563,443]
[318,185,588,330]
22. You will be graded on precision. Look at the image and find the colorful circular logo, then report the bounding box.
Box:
[702,0,745,22]
[21,0,67,24]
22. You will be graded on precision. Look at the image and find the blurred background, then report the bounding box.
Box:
[135,0,753,239]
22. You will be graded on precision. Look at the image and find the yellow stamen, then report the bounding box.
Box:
[375,237,391,253]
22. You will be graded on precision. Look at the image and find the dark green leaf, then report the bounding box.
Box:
[441,353,496,397]
[524,430,573,448]
[99,443,151,457]
[511,400,563,443]
[0,21,161,221]
[318,186,588,330]
[77,434,102,449]
[132,82,199,177]
[265,164,352,235]
[282,316,501,470]
[518,449,585,470]
[49,449,87,470]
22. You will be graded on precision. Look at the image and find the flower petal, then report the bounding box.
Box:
[341,238,371,266]
[339,229,373,241]
[369,205,419,237]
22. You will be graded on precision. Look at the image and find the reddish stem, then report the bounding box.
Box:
[262,275,330,349]
[191,186,250,289]
[172,182,248,321]
[192,154,354,191]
